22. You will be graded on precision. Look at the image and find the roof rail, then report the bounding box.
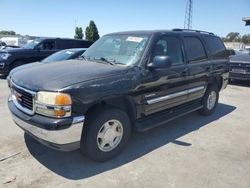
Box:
[172,28,214,35]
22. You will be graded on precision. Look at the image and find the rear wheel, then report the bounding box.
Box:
[199,84,219,116]
[80,107,131,162]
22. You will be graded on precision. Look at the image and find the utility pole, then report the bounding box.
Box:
[184,0,193,29]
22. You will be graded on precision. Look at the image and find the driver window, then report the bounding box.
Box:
[38,41,56,50]
[151,36,184,65]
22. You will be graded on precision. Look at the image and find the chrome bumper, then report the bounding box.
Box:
[12,114,85,151]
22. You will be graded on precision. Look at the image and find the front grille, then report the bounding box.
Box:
[13,85,33,110]
[10,82,35,115]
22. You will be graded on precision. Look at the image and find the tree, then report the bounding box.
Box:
[85,20,100,42]
[0,30,16,35]
[74,27,83,39]
[241,34,250,44]
[226,32,240,42]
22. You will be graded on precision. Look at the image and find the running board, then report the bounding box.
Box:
[135,101,203,132]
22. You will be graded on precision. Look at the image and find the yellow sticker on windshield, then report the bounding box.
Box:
[126,37,143,43]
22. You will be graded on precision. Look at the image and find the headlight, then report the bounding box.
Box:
[0,53,11,60]
[36,91,72,117]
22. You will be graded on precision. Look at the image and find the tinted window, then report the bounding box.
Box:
[184,37,207,62]
[203,36,227,59]
[38,40,56,50]
[152,36,184,65]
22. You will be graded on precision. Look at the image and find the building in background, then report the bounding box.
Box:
[224,42,245,50]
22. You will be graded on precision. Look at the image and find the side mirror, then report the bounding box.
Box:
[148,56,172,69]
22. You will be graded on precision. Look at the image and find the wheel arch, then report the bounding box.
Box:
[207,76,223,91]
[84,95,137,125]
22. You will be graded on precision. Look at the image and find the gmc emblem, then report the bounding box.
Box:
[13,89,22,102]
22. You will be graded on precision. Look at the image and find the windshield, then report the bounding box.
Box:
[41,50,76,63]
[22,38,42,49]
[83,34,149,66]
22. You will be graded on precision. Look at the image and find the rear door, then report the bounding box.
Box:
[182,35,209,102]
[141,35,190,115]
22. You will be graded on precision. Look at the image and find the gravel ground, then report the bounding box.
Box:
[0,77,250,188]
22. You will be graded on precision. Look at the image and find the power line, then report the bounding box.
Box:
[184,0,193,29]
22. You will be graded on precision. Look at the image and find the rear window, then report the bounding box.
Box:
[183,37,207,62]
[203,36,227,59]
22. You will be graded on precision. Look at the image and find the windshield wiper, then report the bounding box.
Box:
[78,55,88,61]
[94,57,115,65]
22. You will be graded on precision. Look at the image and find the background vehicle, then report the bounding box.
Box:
[0,38,93,76]
[229,53,250,81]
[8,29,229,162]
[0,36,26,47]
[0,41,6,50]
[41,48,87,63]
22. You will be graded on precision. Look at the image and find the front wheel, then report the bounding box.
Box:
[80,107,131,162]
[199,84,219,116]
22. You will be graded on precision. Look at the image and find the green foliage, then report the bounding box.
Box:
[241,34,250,44]
[0,30,16,35]
[85,20,100,42]
[221,32,250,44]
[74,27,83,39]
[226,32,240,42]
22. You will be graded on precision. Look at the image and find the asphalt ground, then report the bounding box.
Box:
[0,77,249,188]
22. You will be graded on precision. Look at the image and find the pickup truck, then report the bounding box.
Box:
[7,29,229,161]
[0,38,92,76]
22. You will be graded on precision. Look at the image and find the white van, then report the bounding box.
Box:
[0,37,27,47]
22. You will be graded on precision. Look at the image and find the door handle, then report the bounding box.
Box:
[181,69,188,76]
[206,66,212,71]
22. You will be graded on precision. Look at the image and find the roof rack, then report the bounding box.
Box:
[172,28,214,35]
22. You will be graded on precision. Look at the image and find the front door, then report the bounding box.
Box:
[35,40,58,61]
[140,35,190,116]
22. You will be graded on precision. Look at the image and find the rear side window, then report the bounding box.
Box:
[203,36,227,59]
[184,37,207,62]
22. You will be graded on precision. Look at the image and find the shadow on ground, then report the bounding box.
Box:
[25,103,236,180]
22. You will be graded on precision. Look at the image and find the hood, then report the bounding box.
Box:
[10,60,129,91]
[0,48,33,54]
[230,54,250,64]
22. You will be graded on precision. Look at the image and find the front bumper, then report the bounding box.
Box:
[229,72,250,81]
[8,98,85,151]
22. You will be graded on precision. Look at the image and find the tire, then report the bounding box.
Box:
[199,84,219,116]
[10,60,25,71]
[80,107,131,162]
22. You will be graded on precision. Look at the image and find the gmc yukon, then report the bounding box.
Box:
[8,29,229,161]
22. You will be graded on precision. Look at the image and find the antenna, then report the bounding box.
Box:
[184,0,193,29]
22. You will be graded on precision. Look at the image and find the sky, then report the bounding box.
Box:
[0,0,249,38]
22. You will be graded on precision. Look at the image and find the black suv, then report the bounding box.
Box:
[8,29,229,161]
[0,38,92,75]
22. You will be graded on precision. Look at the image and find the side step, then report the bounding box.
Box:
[135,101,203,132]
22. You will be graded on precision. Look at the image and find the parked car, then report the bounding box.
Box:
[229,53,250,81]
[0,38,93,76]
[0,37,26,47]
[41,48,87,63]
[0,41,6,50]
[7,29,229,161]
